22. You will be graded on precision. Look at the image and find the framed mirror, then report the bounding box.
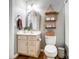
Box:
[26,10,41,31]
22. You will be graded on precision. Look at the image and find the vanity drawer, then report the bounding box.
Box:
[28,36,37,41]
[18,35,27,40]
[28,41,36,46]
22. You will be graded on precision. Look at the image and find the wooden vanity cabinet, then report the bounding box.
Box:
[17,35,41,57]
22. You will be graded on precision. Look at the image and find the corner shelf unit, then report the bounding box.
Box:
[45,27,56,29]
[44,11,58,36]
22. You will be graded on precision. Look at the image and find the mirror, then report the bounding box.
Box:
[26,10,41,31]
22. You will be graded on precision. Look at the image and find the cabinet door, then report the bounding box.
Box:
[28,46,36,56]
[27,36,36,57]
[35,40,40,55]
[18,36,28,55]
[36,40,40,51]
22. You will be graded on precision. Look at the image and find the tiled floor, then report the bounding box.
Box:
[15,52,61,59]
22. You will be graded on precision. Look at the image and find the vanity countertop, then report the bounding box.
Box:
[16,30,41,36]
[17,30,42,41]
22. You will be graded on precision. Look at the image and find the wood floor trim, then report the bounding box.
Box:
[13,49,44,59]
[15,52,62,59]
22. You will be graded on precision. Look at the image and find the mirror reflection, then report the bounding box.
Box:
[26,10,41,31]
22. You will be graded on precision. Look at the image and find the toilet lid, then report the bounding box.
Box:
[45,45,57,53]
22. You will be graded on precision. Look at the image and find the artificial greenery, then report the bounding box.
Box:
[24,26,30,31]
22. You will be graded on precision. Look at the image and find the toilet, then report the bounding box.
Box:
[44,36,57,59]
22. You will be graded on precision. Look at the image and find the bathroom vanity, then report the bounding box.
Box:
[17,31,41,57]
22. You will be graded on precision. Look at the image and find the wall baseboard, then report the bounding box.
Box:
[13,53,19,59]
[11,49,44,59]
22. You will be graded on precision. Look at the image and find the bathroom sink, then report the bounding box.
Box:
[17,30,41,35]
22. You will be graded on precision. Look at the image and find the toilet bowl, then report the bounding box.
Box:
[44,36,57,59]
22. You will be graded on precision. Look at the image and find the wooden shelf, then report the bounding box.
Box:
[45,27,56,29]
[45,11,59,15]
[45,11,58,30]
[45,20,56,22]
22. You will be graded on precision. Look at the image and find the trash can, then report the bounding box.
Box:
[58,47,65,58]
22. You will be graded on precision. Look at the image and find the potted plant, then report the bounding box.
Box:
[24,26,31,32]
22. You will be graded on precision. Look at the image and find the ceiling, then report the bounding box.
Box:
[24,0,65,11]
[14,0,66,13]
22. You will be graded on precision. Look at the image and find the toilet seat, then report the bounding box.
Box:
[44,45,57,58]
[45,45,57,53]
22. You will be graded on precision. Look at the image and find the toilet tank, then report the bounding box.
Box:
[45,36,56,45]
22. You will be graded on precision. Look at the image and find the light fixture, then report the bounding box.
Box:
[27,3,40,12]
